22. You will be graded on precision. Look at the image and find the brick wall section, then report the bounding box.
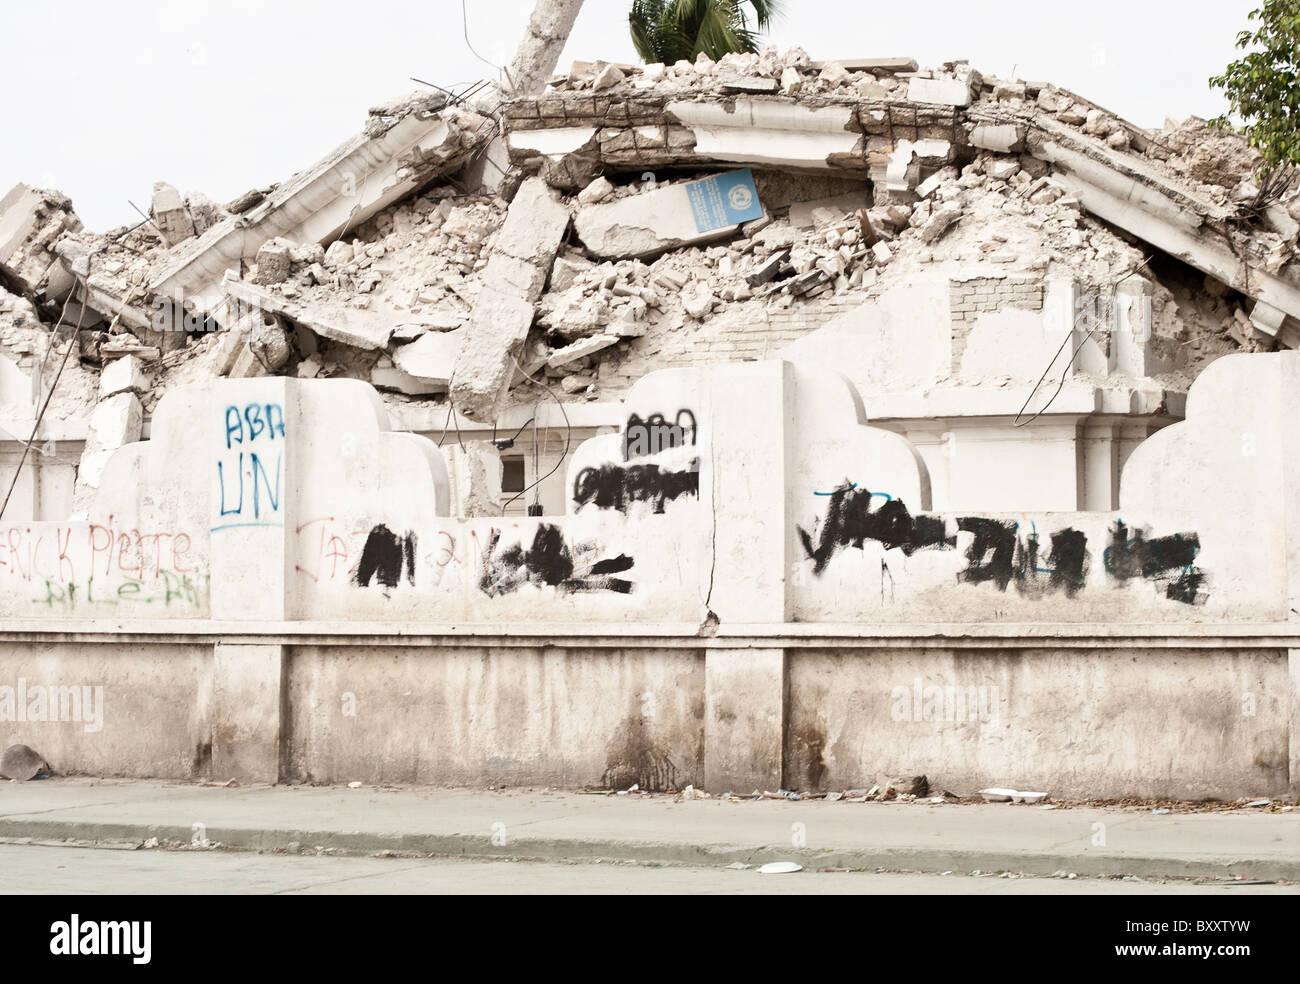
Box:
[948,274,1044,372]
[595,288,870,399]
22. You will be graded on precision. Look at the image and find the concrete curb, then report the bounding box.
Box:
[1,818,1294,882]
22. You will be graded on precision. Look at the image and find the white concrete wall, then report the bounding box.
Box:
[2,352,1297,627]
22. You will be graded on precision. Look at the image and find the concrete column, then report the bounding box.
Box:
[212,643,285,783]
[209,378,296,619]
[1290,649,1300,799]
[704,647,786,793]
[706,361,792,622]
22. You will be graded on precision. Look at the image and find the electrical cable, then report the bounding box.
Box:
[501,354,570,515]
[0,252,95,520]
[461,0,504,80]
[1013,255,1152,428]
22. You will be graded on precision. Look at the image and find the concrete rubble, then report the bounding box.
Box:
[1,45,1297,511]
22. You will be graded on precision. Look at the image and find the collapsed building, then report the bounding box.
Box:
[2,49,1299,800]
[3,49,1297,520]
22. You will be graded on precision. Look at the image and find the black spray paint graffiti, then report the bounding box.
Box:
[623,410,697,461]
[572,460,700,514]
[956,518,1089,598]
[479,524,634,597]
[353,525,417,589]
[798,486,952,575]
[1103,520,1206,605]
[799,486,1203,604]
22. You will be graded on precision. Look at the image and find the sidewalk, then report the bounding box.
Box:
[0,779,1295,881]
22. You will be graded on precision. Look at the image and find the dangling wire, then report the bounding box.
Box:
[0,251,97,520]
[501,354,571,515]
[1013,256,1152,428]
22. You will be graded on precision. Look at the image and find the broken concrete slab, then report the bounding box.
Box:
[721,76,779,94]
[811,56,918,73]
[370,365,446,396]
[391,328,462,386]
[546,332,618,369]
[448,178,571,421]
[490,178,572,288]
[0,183,81,300]
[919,203,962,243]
[224,275,395,351]
[149,103,490,318]
[575,170,763,258]
[449,287,537,420]
[666,99,860,171]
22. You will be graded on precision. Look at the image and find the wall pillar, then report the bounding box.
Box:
[211,642,285,783]
[1290,649,1300,799]
[704,647,786,793]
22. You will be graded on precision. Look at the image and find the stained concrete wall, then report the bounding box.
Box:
[0,629,1290,799]
[0,641,213,778]
[285,643,704,788]
[785,646,1290,800]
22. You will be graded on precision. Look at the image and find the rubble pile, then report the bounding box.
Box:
[1,46,1296,508]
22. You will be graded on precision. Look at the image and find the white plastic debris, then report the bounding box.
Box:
[757,861,802,875]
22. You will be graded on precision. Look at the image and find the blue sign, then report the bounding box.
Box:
[684,168,764,233]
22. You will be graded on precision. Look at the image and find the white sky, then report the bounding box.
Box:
[0,0,1256,231]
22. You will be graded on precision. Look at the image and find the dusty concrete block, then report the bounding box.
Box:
[550,252,595,292]
[228,342,269,379]
[254,238,292,285]
[151,182,195,247]
[592,63,625,90]
[249,313,291,372]
[87,391,143,452]
[986,159,1020,182]
[323,240,354,268]
[919,204,962,244]
[907,76,971,106]
[98,355,149,400]
[682,282,715,319]
[392,328,462,385]
[971,124,1024,153]
[577,176,614,205]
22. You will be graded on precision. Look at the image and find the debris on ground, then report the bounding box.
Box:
[0,744,52,781]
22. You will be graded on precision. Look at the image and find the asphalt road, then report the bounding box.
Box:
[0,844,1294,894]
